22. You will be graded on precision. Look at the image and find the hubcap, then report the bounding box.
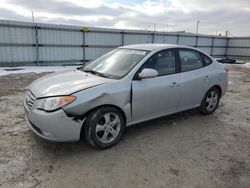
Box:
[205,90,218,112]
[95,112,121,144]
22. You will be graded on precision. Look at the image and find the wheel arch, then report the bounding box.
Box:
[211,85,222,98]
[80,104,127,139]
[200,84,222,107]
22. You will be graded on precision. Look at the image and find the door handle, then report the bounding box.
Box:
[204,75,209,81]
[170,82,178,88]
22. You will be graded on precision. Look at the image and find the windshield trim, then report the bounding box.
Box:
[81,48,150,80]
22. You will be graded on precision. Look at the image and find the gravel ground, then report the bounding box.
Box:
[0,65,249,188]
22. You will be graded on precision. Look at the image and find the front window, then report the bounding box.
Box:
[83,49,148,79]
[141,49,176,76]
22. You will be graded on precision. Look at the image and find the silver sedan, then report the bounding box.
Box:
[24,44,228,149]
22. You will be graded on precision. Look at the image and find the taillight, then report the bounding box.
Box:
[224,67,229,72]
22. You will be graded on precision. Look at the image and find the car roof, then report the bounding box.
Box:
[119,43,191,51]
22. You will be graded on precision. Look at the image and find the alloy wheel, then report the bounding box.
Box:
[205,90,218,112]
[95,112,121,144]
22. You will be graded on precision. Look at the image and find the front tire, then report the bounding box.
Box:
[83,106,125,149]
[199,87,220,115]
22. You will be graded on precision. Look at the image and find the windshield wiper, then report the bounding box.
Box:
[83,68,110,78]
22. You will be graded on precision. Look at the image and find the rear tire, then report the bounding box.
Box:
[83,106,125,149]
[199,87,220,115]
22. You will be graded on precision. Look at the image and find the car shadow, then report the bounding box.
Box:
[124,109,199,137]
[31,108,202,155]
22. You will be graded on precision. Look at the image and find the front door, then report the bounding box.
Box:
[131,49,181,123]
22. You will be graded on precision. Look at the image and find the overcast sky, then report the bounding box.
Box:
[0,0,250,36]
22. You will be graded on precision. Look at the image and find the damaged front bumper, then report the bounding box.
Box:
[25,106,83,142]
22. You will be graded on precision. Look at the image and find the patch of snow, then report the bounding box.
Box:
[243,62,250,68]
[0,66,80,76]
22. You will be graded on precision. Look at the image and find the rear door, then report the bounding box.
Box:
[177,48,209,111]
[131,49,181,122]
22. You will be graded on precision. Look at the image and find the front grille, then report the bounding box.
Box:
[25,90,36,110]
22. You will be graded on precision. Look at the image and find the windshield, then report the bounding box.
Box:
[83,48,148,79]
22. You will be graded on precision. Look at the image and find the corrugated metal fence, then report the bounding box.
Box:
[0,20,249,66]
[227,37,250,59]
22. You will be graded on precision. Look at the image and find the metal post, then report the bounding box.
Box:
[225,37,229,57]
[121,31,124,46]
[34,25,39,66]
[82,27,90,64]
[176,34,179,44]
[152,24,156,43]
[7,23,14,66]
[82,31,85,64]
[211,37,214,56]
[195,35,199,47]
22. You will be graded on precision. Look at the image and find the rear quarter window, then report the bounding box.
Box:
[202,53,213,66]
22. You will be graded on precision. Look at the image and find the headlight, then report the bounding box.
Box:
[36,96,76,112]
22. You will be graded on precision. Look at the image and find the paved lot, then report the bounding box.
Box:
[0,65,249,188]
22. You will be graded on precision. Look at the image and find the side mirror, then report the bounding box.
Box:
[138,68,158,79]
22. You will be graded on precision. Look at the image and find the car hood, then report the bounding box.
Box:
[28,69,114,98]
